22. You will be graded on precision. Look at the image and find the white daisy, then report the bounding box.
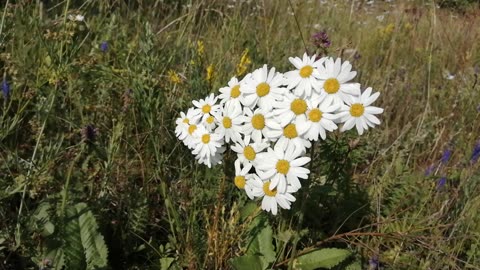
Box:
[242,65,286,111]
[241,107,281,143]
[317,57,361,106]
[296,97,339,141]
[192,93,221,123]
[243,173,263,200]
[266,121,311,154]
[202,114,217,132]
[231,135,269,167]
[218,75,251,105]
[175,108,200,142]
[337,87,384,135]
[245,176,297,215]
[255,142,310,193]
[233,159,253,190]
[191,125,224,168]
[182,123,201,149]
[284,53,326,98]
[273,93,309,127]
[214,101,244,144]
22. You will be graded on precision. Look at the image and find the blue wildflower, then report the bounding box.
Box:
[471,141,480,164]
[100,41,108,53]
[440,148,452,165]
[437,177,446,190]
[2,78,10,100]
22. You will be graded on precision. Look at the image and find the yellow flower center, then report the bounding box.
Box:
[324,78,340,94]
[206,115,215,124]
[299,65,313,78]
[308,108,322,122]
[256,82,270,97]
[202,104,211,114]
[243,145,256,161]
[263,181,277,197]
[276,160,290,175]
[202,134,210,144]
[251,114,265,130]
[290,99,307,115]
[231,85,241,98]
[188,125,197,135]
[350,103,365,117]
[222,117,232,128]
[183,118,189,124]
[234,176,246,189]
[283,124,298,139]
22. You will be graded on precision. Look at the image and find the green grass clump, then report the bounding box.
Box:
[0,0,480,269]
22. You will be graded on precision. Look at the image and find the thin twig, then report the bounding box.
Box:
[287,0,309,54]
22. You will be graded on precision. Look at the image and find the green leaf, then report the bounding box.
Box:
[75,203,109,269]
[64,205,87,269]
[293,248,351,270]
[160,257,175,270]
[247,225,276,265]
[230,255,267,270]
[345,260,362,270]
[240,201,258,221]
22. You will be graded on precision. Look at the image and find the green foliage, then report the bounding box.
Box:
[437,0,479,10]
[293,248,352,270]
[32,202,108,270]
[75,203,109,269]
[231,219,276,270]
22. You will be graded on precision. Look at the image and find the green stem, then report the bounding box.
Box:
[14,87,57,248]
[288,141,316,269]
[60,146,84,217]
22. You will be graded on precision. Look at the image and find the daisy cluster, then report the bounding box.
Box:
[175,53,384,215]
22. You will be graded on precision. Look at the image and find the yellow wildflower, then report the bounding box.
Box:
[404,22,413,32]
[379,23,395,38]
[168,70,182,84]
[206,64,215,83]
[197,40,205,57]
[236,49,252,77]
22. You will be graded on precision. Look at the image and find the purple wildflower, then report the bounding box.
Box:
[437,177,446,190]
[312,31,331,49]
[425,164,436,176]
[354,51,361,60]
[81,124,97,142]
[2,78,10,100]
[368,255,379,270]
[471,141,480,164]
[100,41,108,53]
[40,258,52,270]
[440,148,452,165]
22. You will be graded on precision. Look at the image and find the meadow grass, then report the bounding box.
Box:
[0,0,480,269]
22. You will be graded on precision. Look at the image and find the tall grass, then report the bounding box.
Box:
[0,0,479,269]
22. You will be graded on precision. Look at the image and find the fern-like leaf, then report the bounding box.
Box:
[75,203,109,269]
[64,205,87,269]
[128,197,148,235]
